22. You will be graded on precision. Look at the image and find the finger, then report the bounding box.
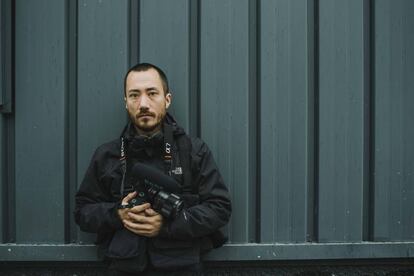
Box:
[144,208,158,216]
[124,224,151,236]
[129,203,151,213]
[124,219,161,237]
[128,212,151,224]
[122,191,137,205]
[118,209,130,220]
[123,219,152,231]
[125,224,157,237]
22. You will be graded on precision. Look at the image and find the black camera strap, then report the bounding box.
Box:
[119,122,176,199]
[163,122,174,176]
[164,122,194,194]
[119,137,127,198]
[163,122,196,194]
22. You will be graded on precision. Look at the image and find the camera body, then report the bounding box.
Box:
[129,178,183,220]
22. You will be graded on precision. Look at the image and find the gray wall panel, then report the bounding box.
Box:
[2,0,414,263]
[77,0,129,242]
[260,0,314,243]
[200,0,253,243]
[14,0,66,242]
[0,0,2,108]
[0,117,3,240]
[139,0,192,133]
[1,0,3,239]
[0,0,12,114]
[374,0,414,241]
[318,0,367,242]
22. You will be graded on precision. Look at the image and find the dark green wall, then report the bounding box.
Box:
[1,0,414,263]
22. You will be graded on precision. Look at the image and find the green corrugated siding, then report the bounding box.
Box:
[1,0,414,261]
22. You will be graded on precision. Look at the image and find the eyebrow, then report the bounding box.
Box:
[127,87,159,93]
[127,89,140,94]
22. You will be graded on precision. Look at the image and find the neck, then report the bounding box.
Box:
[134,125,162,137]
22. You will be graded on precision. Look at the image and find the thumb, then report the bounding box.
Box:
[122,191,137,205]
[145,208,157,216]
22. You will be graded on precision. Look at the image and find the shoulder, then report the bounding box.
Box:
[189,136,209,157]
[175,132,209,156]
[87,138,122,178]
[172,124,211,159]
[93,138,120,158]
[89,138,121,172]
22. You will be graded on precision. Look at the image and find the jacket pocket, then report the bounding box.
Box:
[148,237,200,269]
[105,229,148,273]
[105,229,146,259]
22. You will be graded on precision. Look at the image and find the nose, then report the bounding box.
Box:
[138,94,150,110]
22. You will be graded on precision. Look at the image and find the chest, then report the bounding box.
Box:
[101,148,184,199]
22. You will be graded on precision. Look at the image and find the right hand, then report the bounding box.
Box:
[117,191,151,220]
[117,191,136,221]
[117,191,163,237]
[117,192,141,220]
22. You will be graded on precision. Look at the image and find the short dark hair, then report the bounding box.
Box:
[124,63,169,96]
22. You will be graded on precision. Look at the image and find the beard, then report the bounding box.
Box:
[129,109,166,134]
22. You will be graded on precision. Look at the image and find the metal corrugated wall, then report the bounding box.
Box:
[1,0,414,262]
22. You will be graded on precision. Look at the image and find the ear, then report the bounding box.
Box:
[124,97,128,109]
[165,93,172,109]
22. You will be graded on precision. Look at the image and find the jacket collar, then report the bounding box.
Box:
[120,112,185,141]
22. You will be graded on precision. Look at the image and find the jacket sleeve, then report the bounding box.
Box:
[74,147,123,234]
[159,139,232,240]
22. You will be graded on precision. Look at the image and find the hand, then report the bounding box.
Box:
[117,191,140,221]
[117,191,164,237]
[124,206,164,237]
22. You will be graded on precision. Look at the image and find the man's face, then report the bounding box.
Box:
[124,69,171,135]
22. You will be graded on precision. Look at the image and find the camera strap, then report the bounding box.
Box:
[164,122,194,194]
[119,137,127,198]
[119,123,175,198]
[163,122,174,176]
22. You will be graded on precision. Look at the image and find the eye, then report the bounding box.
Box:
[148,91,158,97]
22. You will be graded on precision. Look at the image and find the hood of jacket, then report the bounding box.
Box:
[120,112,186,151]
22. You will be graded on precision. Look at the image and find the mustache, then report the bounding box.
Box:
[136,111,155,118]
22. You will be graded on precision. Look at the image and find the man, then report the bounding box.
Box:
[74,63,232,275]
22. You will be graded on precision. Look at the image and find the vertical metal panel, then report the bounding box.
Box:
[77,0,129,242]
[0,0,13,242]
[0,0,3,109]
[2,0,414,263]
[0,0,4,240]
[0,0,14,242]
[66,0,78,244]
[374,0,414,241]
[318,0,368,242]
[260,0,314,243]
[1,0,14,242]
[0,0,12,114]
[14,0,66,242]
[200,0,255,243]
[139,0,193,133]
[0,117,15,243]
[0,117,3,241]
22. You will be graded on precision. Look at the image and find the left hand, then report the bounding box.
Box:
[123,205,163,237]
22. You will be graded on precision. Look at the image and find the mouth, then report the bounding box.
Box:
[137,113,155,119]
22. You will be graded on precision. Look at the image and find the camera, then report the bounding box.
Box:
[129,179,183,220]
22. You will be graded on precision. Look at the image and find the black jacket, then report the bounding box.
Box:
[74,114,231,269]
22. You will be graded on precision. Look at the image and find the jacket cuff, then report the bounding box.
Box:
[108,201,124,230]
